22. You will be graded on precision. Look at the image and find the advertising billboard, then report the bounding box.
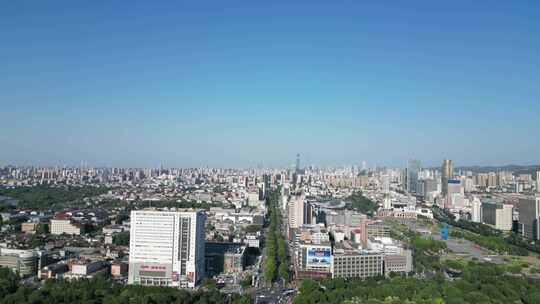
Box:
[306,247,331,267]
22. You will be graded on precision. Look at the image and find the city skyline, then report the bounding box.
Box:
[2,1,540,167]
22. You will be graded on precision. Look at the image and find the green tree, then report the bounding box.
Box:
[36,223,49,234]
[265,257,276,283]
[112,231,130,246]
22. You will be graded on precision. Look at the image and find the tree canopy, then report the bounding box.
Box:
[0,270,252,304]
[293,262,540,304]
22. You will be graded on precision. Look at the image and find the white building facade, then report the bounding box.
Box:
[471,197,482,223]
[288,195,305,229]
[128,210,205,288]
[50,218,81,235]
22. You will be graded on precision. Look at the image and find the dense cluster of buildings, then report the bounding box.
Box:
[285,191,412,281]
[394,160,540,239]
[1,159,539,292]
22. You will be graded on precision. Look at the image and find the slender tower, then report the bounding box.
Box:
[441,159,453,196]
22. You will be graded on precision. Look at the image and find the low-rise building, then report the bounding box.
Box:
[0,248,38,277]
[384,253,412,274]
[21,222,39,234]
[40,262,69,280]
[64,259,107,280]
[367,237,413,275]
[366,221,390,239]
[331,241,383,279]
[50,214,82,235]
[111,261,128,277]
[244,234,260,248]
[223,246,246,273]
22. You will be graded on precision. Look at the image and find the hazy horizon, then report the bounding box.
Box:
[2,1,539,168]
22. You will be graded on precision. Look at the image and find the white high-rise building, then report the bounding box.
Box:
[128,210,205,288]
[288,195,305,229]
[383,196,392,210]
[471,197,482,223]
[536,172,540,193]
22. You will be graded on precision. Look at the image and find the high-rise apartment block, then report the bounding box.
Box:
[471,197,482,223]
[519,196,540,240]
[481,202,513,231]
[128,210,205,288]
[288,195,313,228]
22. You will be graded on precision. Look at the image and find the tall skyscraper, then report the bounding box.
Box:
[536,171,540,193]
[519,196,540,240]
[128,210,205,288]
[441,159,454,196]
[406,160,421,193]
[296,153,301,173]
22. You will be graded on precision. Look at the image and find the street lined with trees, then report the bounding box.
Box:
[264,188,290,284]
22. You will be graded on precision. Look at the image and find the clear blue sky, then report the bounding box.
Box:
[1,1,539,168]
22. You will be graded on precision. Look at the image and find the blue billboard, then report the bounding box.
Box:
[307,248,331,266]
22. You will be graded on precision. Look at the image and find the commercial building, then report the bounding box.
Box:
[482,202,513,231]
[128,210,205,288]
[406,160,421,193]
[297,242,332,278]
[519,196,540,240]
[0,248,38,277]
[331,241,383,279]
